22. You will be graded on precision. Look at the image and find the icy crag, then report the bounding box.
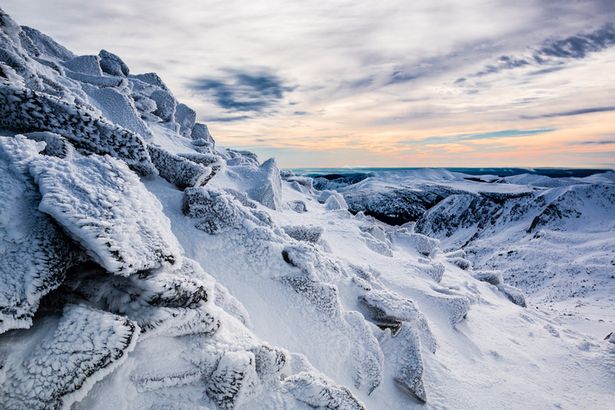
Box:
[1,8,614,410]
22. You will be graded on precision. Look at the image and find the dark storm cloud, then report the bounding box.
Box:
[521,106,615,120]
[192,70,294,112]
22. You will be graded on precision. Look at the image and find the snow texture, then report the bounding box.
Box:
[0,304,138,410]
[380,323,427,403]
[148,145,212,189]
[0,136,78,334]
[284,372,366,409]
[29,152,181,276]
[0,84,156,175]
[283,224,323,243]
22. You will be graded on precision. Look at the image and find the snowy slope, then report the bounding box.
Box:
[0,8,614,410]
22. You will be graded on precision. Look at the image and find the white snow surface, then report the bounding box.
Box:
[0,8,614,410]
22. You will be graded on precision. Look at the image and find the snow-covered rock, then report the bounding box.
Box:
[0,136,78,334]
[0,304,138,410]
[497,283,527,307]
[283,372,366,409]
[147,145,212,189]
[380,324,427,403]
[98,49,129,77]
[247,158,283,210]
[0,84,156,175]
[29,152,181,275]
[392,231,440,256]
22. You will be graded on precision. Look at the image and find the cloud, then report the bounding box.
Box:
[403,128,556,146]
[192,70,293,113]
[521,106,615,119]
[575,139,615,145]
[464,23,615,79]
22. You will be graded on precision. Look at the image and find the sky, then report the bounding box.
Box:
[4,0,615,168]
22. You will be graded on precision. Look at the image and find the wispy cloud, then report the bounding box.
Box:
[464,23,615,79]
[403,128,556,146]
[521,106,615,120]
[575,139,615,145]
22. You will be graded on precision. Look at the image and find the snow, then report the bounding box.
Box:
[1,8,614,410]
[0,304,139,410]
[0,136,78,334]
[29,152,182,276]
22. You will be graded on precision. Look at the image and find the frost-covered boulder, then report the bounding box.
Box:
[283,225,323,243]
[175,103,196,137]
[417,259,445,282]
[380,324,427,403]
[0,136,78,333]
[359,288,437,353]
[288,200,308,213]
[147,145,212,188]
[63,55,102,76]
[150,89,176,122]
[283,372,366,409]
[83,86,153,139]
[29,152,182,276]
[98,49,129,76]
[0,304,138,410]
[59,258,219,336]
[473,270,503,286]
[191,122,214,145]
[178,151,221,167]
[392,231,440,256]
[182,188,244,234]
[22,131,73,158]
[423,291,471,325]
[205,350,260,409]
[247,158,283,210]
[447,256,472,270]
[319,190,349,210]
[0,84,156,175]
[497,284,527,307]
[344,311,385,393]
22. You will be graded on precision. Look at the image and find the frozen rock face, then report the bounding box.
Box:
[0,136,79,334]
[147,145,212,189]
[247,158,283,209]
[0,84,156,175]
[29,152,182,276]
[0,304,139,410]
[98,49,129,76]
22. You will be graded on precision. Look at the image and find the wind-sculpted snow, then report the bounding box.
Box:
[0,304,138,410]
[0,84,156,175]
[29,152,181,276]
[0,136,78,334]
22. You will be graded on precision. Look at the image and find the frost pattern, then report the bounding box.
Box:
[0,84,156,175]
[0,136,78,334]
[0,304,138,410]
[29,153,181,276]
